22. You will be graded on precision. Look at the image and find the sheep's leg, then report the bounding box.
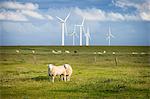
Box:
[67,76,70,81]
[52,76,55,83]
[60,75,63,81]
[63,75,66,82]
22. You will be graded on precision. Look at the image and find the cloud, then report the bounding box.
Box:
[140,12,150,21]
[112,0,139,9]
[112,0,150,21]
[0,1,38,10]
[21,10,45,20]
[0,1,53,21]
[45,15,54,20]
[0,10,28,21]
[74,7,139,21]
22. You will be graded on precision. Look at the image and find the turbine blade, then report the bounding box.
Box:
[88,32,91,39]
[56,16,64,22]
[110,34,115,38]
[81,17,85,25]
[64,12,70,22]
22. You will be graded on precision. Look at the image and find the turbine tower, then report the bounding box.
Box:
[85,27,91,46]
[106,25,114,46]
[68,25,77,45]
[56,12,70,46]
[76,18,85,46]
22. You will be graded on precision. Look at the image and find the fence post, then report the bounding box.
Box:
[115,56,118,66]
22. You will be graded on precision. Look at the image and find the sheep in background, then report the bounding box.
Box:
[112,52,116,55]
[52,50,57,54]
[97,52,103,55]
[57,50,62,54]
[65,50,70,54]
[103,50,106,54]
[132,52,138,55]
[48,64,72,83]
[52,50,62,54]
[16,50,20,53]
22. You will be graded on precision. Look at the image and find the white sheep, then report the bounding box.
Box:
[52,50,61,54]
[112,52,115,54]
[141,52,146,55]
[97,52,103,55]
[103,50,106,54]
[132,52,138,55]
[48,64,72,83]
[32,50,35,54]
[57,50,62,54]
[65,50,70,54]
[16,50,20,53]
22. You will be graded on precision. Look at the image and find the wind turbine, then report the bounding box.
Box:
[68,25,77,45]
[56,12,70,46]
[85,27,91,46]
[106,25,114,46]
[76,18,85,46]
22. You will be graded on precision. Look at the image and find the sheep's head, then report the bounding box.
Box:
[64,64,69,69]
[48,64,53,71]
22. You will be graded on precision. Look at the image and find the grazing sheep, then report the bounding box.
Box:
[52,50,61,54]
[132,52,138,55]
[97,52,103,55]
[103,50,106,54]
[141,52,146,55]
[74,50,77,53]
[112,52,115,54]
[52,50,57,54]
[57,50,62,54]
[65,50,70,54]
[32,50,35,54]
[48,64,72,82]
[16,50,20,53]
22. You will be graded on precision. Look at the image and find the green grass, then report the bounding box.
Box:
[0,46,150,99]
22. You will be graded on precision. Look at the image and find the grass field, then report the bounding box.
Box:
[0,46,150,99]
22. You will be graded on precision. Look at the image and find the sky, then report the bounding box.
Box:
[0,0,150,46]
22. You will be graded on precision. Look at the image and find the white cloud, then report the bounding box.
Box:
[108,12,124,21]
[0,10,28,21]
[112,0,150,21]
[45,15,53,20]
[0,1,38,10]
[112,0,139,10]
[140,12,150,21]
[21,10,45,20]
[74,8,104,21]
[0,1,53,21]
[139,1,150,21]
[74,7,139,21]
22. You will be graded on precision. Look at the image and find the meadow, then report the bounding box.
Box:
[0,46,150,99]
